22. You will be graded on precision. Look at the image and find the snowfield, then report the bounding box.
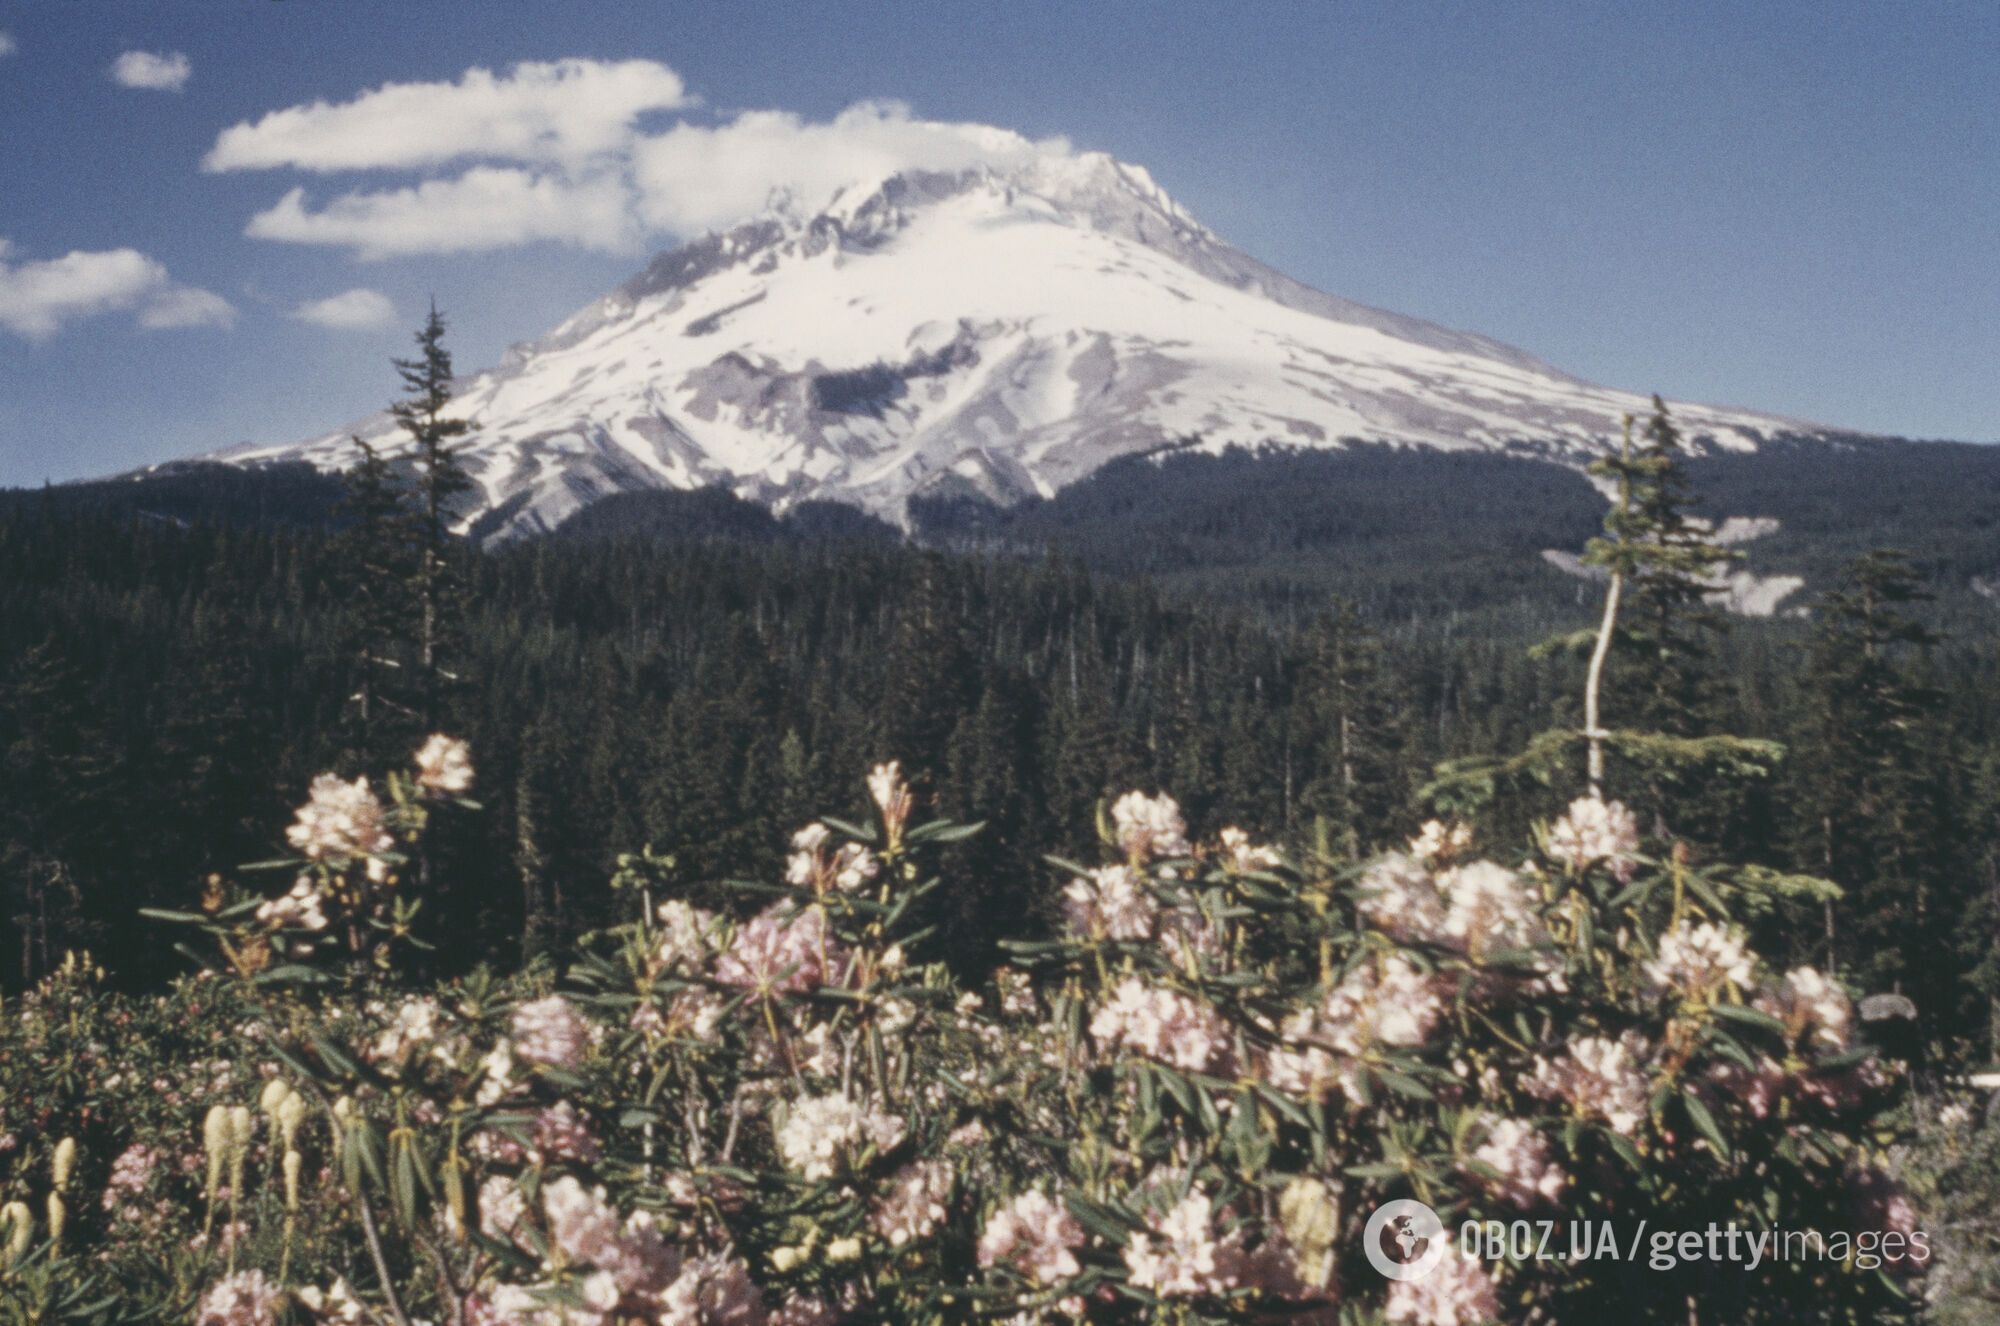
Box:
[218,152,1834,541]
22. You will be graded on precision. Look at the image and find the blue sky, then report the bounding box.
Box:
[1,1,1994,488]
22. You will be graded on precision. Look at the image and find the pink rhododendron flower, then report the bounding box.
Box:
[1466,1114,1566,1208]
[1111,791,1190,861]
[1089,976,1232,1073]
[510,994,590,1069]
[1061,865,1158,941]
[196,1270,281,1326]
[715,902,836,994]
[1545,795,1640,881]
[1384,1244,1501,1324]
[286,773,393,869]
[1124,1188,1239,1298]
[979,1188,1085,1286]
[1528,1032,1652,1135]
[413,733,474,794]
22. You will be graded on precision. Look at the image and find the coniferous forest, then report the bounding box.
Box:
[5,323,2000,1325]
[6,403,2000,1059]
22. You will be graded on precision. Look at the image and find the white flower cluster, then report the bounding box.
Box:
[1409,818,1473,866]
[776,1092,905,1181]
[285,773,393,872]
[1384,1243,1501,1325]
[868,760,913,838]
[1061,865,1158,942]
[510,995,590,1070]
[1269,954,1445,1101]
[413,733,474,795]
[1754,965,1852,1050]
[1217,826,1283,872]
[1356,854,1562,985]
[1321,954,1443,1052]
[977,1188,1085,1287]
[784,824,879,894]
[1089,976,1233,1074]
[1435,861,1554,966]
[716,903,838,994]
[1528,1033,1652,1135]
[1123,1188,1238,1298]
[654,900,719,973]
[294,1279,368,1324]
[1466,1114,1566,1208]
[367,995,461,1069]
[196,1270,281,1326]
[1356,854,1448,942]
[1545,795,1641,881]
[1111,790,1190,861]
[474,1175,764,1326]
[1644,921,1755,997]
[872,1158,954,1248]
[255,876,328,932]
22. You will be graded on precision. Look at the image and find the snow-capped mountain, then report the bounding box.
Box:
[221,152,1834,541]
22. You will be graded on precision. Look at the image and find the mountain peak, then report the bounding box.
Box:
[219,151,1837,542]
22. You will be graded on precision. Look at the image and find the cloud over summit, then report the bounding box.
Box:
[211,60,1072,258]
[205,58,692,173]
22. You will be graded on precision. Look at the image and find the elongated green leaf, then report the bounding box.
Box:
[1712,1003,1786,1037]
[1682,1090,1732,1161]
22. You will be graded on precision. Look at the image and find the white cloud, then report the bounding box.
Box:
[0,241,234,339]
[292,287,397,330]
[218,73,1075,259]
[205,58,690,173]
[631,99,1061,235]
[0,32,16,58]
[245,167,640,259]
[138,286,235,329]
[111,50,192,92]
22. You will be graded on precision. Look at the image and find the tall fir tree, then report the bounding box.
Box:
[1794,549,1964,1042]
[0,636,112,982]
[1588,397,1732,743]
[1428,397,1781,855]
[335,435,419,768]
[391,303,475,733]
[1294,603,1409,858]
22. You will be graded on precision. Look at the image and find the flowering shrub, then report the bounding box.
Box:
[0,744,1930,1323]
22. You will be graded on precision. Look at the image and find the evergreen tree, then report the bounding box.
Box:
[0,636,108,982]
[1427,398,1781,859]
[335,436,418,767]
[390,304,474,731]
[1588,397,1732,745]
[1294,603,1408,857]
[1794,550,1963,1040]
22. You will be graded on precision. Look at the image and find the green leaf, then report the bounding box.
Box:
[308,1030,361,1079]
[820,816,878,843]
[1343,1162,1406,1181]
[1711,1003,1786,1037]
[1374,1066,1433,1100]
[252,964,335,987]
[1603,1129,1645,1172]
[911,821,986,844]
[1065,1195,1142,1243]
[1681,1090,1732,1162]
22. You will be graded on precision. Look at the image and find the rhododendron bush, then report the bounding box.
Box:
[0,744,1930,1324]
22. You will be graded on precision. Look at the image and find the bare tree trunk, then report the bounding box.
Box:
[1584,568,1622,798]
[1583,417,1635,798]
